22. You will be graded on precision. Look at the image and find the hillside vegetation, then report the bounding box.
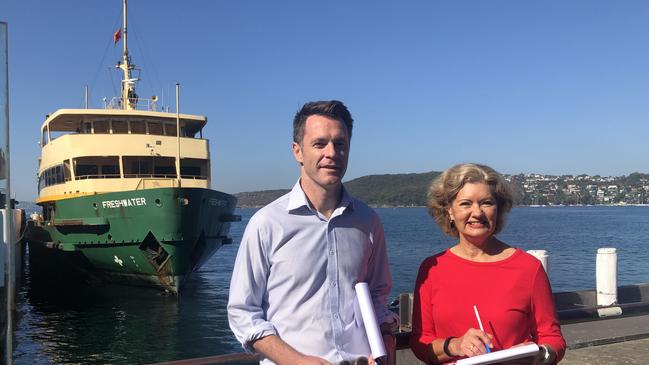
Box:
[235,171,441,207]
[234,171,649,208]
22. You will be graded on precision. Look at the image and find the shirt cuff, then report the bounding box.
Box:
[243,322,278,353]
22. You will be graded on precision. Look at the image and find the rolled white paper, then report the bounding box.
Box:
[354,282,387,360]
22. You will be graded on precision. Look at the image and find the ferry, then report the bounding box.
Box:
[25,0,240,294]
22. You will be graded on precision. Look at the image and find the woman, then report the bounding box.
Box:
[410,163,565,364]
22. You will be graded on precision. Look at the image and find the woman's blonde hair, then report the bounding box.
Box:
[427,163,513,237]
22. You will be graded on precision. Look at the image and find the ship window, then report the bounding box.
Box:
[130,121,146,134]
[181,125,193,138]
[123,156,152,177]
[76,164,98,178]
[148,122,164,135]
[111,121,128,134]
[182,122,202,138]
[44,169,51,185]
[74,156,120,179]
[180,158,208,180]
[94,120,109,134]
[164,123,177,136]
[101,165,120,176]
[82,122,92,134]
[153,157,176,178]
[123,156,178,178]
[38,162,69,191]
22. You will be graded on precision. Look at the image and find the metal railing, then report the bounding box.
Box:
[124,174,207,180]
[104,96,158,111]
[124,173,178,179]
[75,173,121,180]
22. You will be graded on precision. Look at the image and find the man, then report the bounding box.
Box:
[228,100,398,365]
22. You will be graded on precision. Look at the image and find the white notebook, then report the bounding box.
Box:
[453,343,539,365]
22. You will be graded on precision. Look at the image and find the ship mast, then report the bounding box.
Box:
[118,0,138,110]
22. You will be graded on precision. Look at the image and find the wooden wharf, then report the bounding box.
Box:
[151,284,649,365]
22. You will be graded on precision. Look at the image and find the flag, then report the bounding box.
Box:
[113,28,122,45]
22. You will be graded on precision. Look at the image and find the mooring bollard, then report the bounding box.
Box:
[527,249,549,273]
[596,247,622,317]
[398,293,413,332]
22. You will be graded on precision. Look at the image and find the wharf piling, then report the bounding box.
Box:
[595,248,622,317]
[527,249,549,272]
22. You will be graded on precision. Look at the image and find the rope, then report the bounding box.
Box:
[130,19,163,103]
[89,10,123,108]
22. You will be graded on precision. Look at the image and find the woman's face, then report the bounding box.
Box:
[447,182,498,242]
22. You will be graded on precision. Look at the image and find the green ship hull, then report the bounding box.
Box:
[26,187,239,293]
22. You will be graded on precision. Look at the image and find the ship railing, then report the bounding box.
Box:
[104,97,159,111]
[125,173,178,179]
[75,173,121,180]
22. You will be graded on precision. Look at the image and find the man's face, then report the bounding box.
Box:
[292,115,350,191]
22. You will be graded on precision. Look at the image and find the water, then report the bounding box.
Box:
[381,206,649,296]
[13,206,649,364]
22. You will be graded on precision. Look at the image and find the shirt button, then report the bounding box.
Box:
[329,250,334,255]
[334,314,339,319]
[331,282,337,287]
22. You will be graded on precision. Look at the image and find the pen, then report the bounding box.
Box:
[473,305,491,353]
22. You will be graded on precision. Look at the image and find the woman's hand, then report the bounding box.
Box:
[450,328,493,357]
[494,343,557,365]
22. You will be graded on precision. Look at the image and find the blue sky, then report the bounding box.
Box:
[2,1,648,202]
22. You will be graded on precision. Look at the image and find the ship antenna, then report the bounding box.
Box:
[118,0,138,110]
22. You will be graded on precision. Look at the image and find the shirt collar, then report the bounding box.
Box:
[287,180,354,214]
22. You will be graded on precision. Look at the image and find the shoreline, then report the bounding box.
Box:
[236,203,649,209]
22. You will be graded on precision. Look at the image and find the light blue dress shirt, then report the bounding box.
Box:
[227,181,397,364]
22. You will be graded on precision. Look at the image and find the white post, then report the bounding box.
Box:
[175,83,181,187]
[596,247,622,317]
[1,21,13,364]
[527,249,549,273]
